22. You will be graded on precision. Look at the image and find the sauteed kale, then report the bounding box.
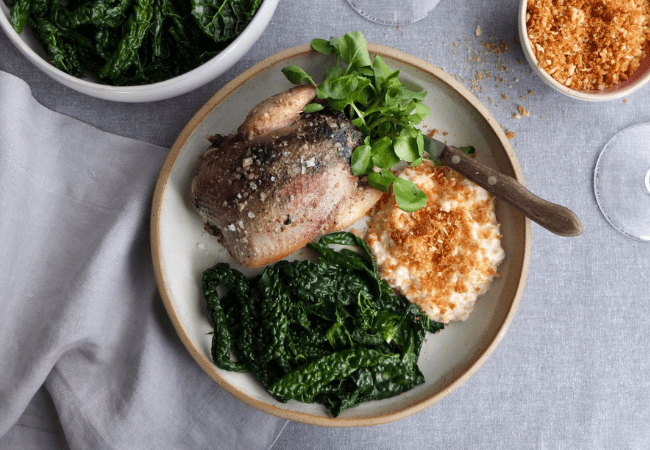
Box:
[6,0,262,85]
[201,232,443,417]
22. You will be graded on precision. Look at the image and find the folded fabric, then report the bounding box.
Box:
[0,71,287,450]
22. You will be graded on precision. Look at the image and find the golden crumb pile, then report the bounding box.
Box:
[526,0,650,90]
[366,163,504,324]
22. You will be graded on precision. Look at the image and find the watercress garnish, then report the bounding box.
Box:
[281,31,431,212]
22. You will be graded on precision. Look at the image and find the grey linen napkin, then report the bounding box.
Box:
[0,70,287,450]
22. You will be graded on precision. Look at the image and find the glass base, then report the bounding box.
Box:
[345,0,442,26]
[594,123,650,241]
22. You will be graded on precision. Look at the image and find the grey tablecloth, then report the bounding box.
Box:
[0,70,287,449]
[1,0,649,448]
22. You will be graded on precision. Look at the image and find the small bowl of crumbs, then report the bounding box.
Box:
[519,0,650,100]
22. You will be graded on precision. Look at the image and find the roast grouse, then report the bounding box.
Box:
[190,85,382,268]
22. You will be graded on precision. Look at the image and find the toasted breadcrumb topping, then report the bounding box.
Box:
[526,0,650,90]
[366,163,505,324]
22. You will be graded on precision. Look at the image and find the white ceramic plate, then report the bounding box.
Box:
[151,43,531,427]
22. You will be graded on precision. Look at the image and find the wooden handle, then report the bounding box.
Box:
[439,146,583,237]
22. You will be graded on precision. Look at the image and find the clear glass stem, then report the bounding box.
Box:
[594,123,650,242]
[345,0,443,26]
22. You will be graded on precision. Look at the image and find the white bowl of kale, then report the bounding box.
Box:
[0,0,278,102]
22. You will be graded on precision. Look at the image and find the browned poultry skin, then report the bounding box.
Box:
[190,86,382,268]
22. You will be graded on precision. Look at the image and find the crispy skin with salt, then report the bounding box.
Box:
[191,85,381,268]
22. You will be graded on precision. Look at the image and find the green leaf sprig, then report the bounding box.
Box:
[282,31,431,212]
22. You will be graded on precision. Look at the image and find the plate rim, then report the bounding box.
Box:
[150,42,532,427]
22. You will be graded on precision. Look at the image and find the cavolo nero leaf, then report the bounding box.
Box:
[202,232,443,417]
[32,19,72,74]
[190,0,262,42]
[60,0,113,28]
[9,0,263,86]
[9,0,30,34]
[281,31,435,212]
[103,0,133,28]
[99,0,154,79]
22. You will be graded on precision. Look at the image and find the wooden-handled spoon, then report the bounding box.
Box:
[424,136,582,237]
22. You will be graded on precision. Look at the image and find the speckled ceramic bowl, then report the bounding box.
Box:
[519,0,650,101]
[0,0,279,102]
